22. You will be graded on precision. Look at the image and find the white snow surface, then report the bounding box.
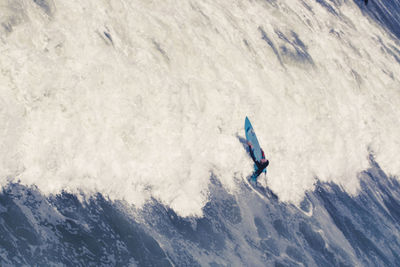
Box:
[1,0,400,216]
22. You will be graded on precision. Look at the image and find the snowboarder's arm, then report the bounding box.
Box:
[249,145,257,163]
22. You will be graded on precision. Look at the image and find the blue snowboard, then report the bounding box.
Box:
[244,117,266,175]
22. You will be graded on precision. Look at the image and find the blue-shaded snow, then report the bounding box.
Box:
[354,0,400,40]
[1,157,400,266]
[313,0,400,41]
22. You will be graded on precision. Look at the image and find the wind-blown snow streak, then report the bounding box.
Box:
[0,0,400,216]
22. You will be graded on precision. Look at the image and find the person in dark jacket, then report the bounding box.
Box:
[248,141,269,184]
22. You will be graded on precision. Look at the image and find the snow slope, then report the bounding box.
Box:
[1,0,400,264]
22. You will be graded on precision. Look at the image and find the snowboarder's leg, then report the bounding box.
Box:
[250,173,258,185]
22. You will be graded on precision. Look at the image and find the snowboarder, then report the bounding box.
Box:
[248,141,269,184]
